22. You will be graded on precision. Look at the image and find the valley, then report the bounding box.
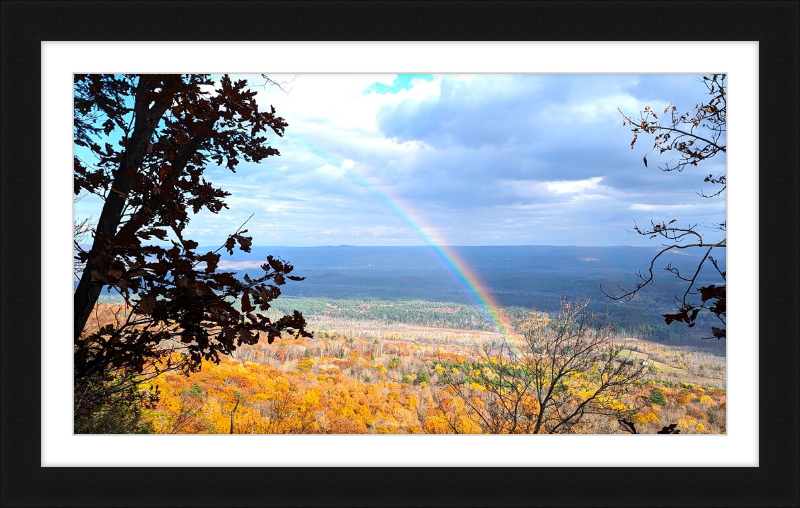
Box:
[135,293,726,435]
[85,245,726,434]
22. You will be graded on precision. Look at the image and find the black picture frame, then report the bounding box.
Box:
[2,1,798,507]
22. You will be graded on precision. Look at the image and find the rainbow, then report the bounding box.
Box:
[345,165,520,355]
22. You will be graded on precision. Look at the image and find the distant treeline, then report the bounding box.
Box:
[265,297,516,332]
[266,296,721,349]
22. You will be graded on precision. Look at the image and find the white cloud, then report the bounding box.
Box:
[254,74,442,134]
[316,163,345,176]
[545,176,604,194]
[630,203,707,212]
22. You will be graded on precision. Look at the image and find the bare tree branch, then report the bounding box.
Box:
[611,74,727,339]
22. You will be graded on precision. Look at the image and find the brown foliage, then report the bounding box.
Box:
[74,74,311,384]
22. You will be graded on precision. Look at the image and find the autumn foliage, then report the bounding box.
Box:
[73,74,312,433]
[74,74,310,382]
[136,301,726,434]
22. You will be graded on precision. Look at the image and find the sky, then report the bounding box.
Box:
[75,73,727,247]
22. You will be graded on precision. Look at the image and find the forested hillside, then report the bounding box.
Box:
[142,312,726,434]
[92,296,727,435]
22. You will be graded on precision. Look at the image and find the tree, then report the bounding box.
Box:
[435,300,645,434]
[165,382,208,434]
[73,366,158,434]
[73,74,311,390]
[604,74,726,340]
[649,389,667,406]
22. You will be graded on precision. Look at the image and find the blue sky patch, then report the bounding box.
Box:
[363,74,434,94]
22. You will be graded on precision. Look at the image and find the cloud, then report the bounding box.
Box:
[630,203,708,212]
[167,73,727,247]
[545,177,604,194]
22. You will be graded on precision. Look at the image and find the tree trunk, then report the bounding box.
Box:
[73,76,170,342]
[230,398,240,434]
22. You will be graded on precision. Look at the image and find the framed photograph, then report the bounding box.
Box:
[2,1,797,506]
